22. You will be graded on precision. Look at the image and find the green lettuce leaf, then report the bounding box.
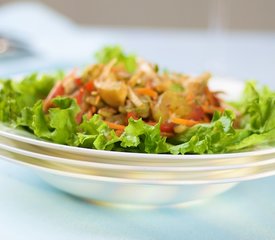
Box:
[75,114,119,150]
[0,73,61,124]
[238,81,275,133]
[31,100,51,139]
[170,111,238,154]
[0,80,21,123]
[48,97,80,144]
[14,73,59,107]
[226,81,275,150]
[121,118,169,153]
[95,45,137,73]
[17,97,80,145]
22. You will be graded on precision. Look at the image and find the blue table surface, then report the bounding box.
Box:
[1,2,275,240]
[1,160,275,240]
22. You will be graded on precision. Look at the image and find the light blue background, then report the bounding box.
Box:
[1,160,275,240]
[1,3,275,239]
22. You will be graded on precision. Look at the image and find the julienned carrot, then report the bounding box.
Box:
[135,88,158,99]
[171,118,199,126]
[115,129,124,137]
[104,121,126,130]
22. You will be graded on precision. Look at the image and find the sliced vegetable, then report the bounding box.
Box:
[152,91,191,122]
[95,80,128,107]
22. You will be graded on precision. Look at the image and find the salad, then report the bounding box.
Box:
[1,46,275,154]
